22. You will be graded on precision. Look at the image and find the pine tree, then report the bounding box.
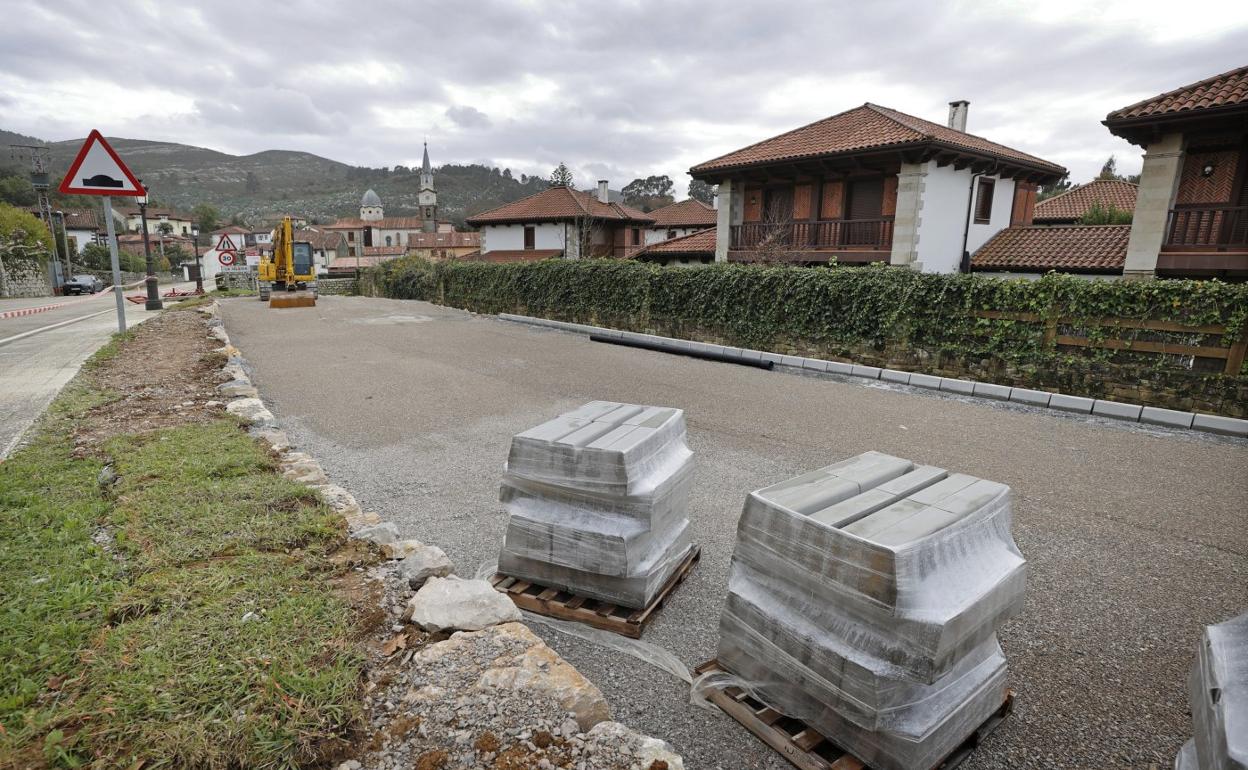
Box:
[549,163,574,188]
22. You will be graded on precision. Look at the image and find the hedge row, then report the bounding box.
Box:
[370,258,1248,375]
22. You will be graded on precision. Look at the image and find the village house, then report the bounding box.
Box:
[643,199,717,244]
[328,143,447,258]
[971,65,1247,280]
[464,181,654,261]
[26,207,102,253]
[113,206,195,237]
[634,228,716,266]
[688,101,1066,272]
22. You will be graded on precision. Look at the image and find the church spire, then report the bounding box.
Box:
[421,142,432,176]
[418,142,437,233]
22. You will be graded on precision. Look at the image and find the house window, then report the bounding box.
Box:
[974,178,995,224]
[666,229,676,240]
[347,231,355,242]
[524,226,535,250]
[385,235,392,246]
[631,228,641,246]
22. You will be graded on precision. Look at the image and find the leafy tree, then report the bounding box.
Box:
[0,203,52,249]
[193,203,220,233]
[0,173,37,206]
[1094,155,1140,184]
[156,221,174,237]
[81,243,113,270]
[245,171,261,193]
[621,175,675,212]
[688,179,715,206]
[549,163,574,188]
[1037,173,1073,201]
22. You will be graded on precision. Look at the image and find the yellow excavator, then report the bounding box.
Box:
[258,217,317,307]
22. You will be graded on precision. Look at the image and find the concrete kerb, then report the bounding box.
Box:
[214,303,686,764]
[497,312,1248,440]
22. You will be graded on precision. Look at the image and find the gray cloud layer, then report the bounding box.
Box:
[2,0,1245,192]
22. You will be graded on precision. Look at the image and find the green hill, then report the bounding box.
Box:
[3,130,548,227]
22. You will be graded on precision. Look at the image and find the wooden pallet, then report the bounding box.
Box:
[489,545,700,639]
[694,660,1014,770]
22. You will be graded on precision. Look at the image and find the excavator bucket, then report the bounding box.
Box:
[269,292,317,309]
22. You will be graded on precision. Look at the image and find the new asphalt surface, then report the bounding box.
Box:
[221,295,1248,769]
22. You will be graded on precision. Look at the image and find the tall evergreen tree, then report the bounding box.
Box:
[549,163,574,188]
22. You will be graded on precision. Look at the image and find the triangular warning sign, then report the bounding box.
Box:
[215,234,237,252]
[58,129,145,196]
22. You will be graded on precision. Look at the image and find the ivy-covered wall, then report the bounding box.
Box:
[366,258,1248,416]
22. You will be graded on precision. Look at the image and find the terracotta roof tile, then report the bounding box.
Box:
[690,103,1064,177]
[404,231,480,249]
[1106,65,1248,122]
[1033,180,1138,222]
[646,199,717,228]
[27,207,99,230]
[361,245,406,257]
[636,228,716,258]
[465,187,655,225]
[972,224,1130,273]
[293,228,345,251]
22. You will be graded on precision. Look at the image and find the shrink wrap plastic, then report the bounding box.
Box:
[497,401,696,609]
[1183,610,1247,770]
[699,452,1025,770]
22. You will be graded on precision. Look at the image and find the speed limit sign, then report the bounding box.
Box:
[218,251,236,266]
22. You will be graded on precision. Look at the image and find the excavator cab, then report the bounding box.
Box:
[258,217,317,307]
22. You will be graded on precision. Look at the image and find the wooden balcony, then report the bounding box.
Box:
[731,218,894,253]
[1164,206,1248,250]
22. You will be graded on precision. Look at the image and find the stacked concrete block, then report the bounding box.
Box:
[497,401,695,609]
[1175,610,1247,770]
[715,452,1026,770]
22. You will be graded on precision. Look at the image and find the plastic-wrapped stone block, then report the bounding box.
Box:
[497,401,695,608]
[1188,610,1248,770]
[708,452,1025,769]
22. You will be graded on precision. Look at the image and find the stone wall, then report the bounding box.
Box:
[215,272,258,292]
[317,277,357,296]
[0,258,52,298]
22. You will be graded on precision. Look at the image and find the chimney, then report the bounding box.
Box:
[947,100,969,133]
[597,180,609,204]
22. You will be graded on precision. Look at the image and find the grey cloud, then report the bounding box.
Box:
[446,105,491,129]
[2,0,1245,187]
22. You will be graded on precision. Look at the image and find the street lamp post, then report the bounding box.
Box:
[137,182,163,310]
[54,211,72,280]
[191,227,204,294]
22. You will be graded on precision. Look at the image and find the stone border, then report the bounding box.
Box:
[199,301,685,769]
[499,313,1248,439]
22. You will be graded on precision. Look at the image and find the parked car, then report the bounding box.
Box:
[63,274,104,295]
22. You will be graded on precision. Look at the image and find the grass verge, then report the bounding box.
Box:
[1,322,367,769]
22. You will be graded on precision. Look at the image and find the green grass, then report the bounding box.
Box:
[1,367,364,768]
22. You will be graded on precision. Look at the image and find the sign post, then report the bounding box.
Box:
[57,129,146,334]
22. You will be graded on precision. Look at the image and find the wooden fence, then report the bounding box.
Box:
[974,310,1248,375]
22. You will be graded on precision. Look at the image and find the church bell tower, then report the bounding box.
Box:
[418,143,437,233]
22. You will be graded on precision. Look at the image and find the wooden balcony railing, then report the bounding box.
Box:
[730,218,894,251]
[1165,206,1248,250]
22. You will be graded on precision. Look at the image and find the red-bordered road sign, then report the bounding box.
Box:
[215,233,238,252]
[57,129,145,196]
[218,251,236,266]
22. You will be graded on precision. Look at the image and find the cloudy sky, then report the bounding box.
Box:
[2,0,1245,194]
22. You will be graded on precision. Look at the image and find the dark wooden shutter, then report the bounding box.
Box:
[793,184,813,220]
[524,226,535,250]
[881,176,898,217]
[744,187,763,222]
[821,181,844,219]
[974,178,995,223]
[847,178,884,220]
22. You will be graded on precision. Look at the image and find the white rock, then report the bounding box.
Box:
[584,721,685,768]
[397,544,454,588]
[352,522,400,545]
[208,326,229,343]
[250,428,291,452]
[407,576,520,632]
[313,484,362,517]
[225,398,275,427]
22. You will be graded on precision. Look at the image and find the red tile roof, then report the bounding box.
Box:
[27,207,99,230]
[294,228,346,251]
[635,228,716,258]
[467,249,563,262]
[1106,65,1248,122]
[1033,180,1138,222]
[404,231,480,249]
[362,245,406,257]
[690,103,1065,177]
[646,199,717,228]
[326,217,367,229]
[212,225,250,235]
[971,224,1130,273]
[465,187,654,225]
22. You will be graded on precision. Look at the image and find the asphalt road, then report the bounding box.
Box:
[0,286,183,457]
[221,295,1248,769]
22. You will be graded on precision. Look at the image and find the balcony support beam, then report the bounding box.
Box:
[1124,132,1186,281]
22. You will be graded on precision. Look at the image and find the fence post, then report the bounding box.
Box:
[1226,331,1248,375]
[1042,312,1058,349]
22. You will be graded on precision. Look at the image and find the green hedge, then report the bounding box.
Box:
[370,258,1248,375]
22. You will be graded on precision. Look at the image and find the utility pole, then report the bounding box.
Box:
[8,143,66,291]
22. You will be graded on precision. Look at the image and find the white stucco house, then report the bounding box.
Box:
[643,199,717,245]
[465,181,654,261]
[688,101,1066,272]
[27,207,102,253]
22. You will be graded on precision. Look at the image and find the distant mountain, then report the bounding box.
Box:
[3,130,548,227]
